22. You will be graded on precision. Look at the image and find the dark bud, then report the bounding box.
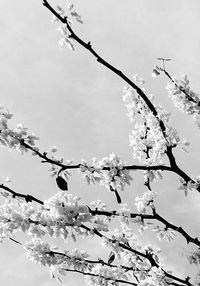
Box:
[56,176,68,191]
[25,195,32,203]
[108,251,115,265]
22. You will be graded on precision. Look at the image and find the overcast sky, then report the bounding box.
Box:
[0,0,200,285]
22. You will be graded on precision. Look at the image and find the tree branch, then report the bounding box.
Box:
[42,0,200,194]
[1,184,199,247]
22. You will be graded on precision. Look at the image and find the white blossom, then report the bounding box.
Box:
[166,75,200,128]
[135,191,157,214]
[153,225,176,241]
[79,154,132,193]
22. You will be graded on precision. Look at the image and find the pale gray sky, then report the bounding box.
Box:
[0,0,200,285]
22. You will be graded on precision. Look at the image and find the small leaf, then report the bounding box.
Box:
[108,251,115,265]
[157,57,171,61]
[56,176,68,191]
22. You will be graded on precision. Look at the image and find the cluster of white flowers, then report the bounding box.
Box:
[123,75,154,124]
[24,238,60,266]
[85,265,129,286]
[166,75,200,128]
[0,190,114,244]
[0,105,38,153]
[79,154,133,193]
[52,3,83,51]
[44,192,91,225]
[101,225,141,263]
[55,237,170,286]
[90,200,107,211]
[23,236,168,286]
[24,237,91,280]
[138,266,173,286]
[117,203,131,225]
[47,146,73,178]
[123,76,181,166]
[135,190,157,214]
[1,4,198,285]
[100,228,170,286]
[0,187,179,286]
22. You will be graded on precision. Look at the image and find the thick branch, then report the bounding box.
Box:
[91,208,200,247]
[80,224,192,286]
[1,184,199,247]
[42,1,199,194]
[9,234,192,286]
[9,237,137,285]
[20,139,199,192]
[20,131,171,172]
[1,196,192,285]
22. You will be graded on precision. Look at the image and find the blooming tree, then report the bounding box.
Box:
[0,1,200,285]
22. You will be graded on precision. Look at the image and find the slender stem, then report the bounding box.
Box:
[0,184,44,205]
[42,0,167,140]
[20,139,200,193]
[20,135,171,172]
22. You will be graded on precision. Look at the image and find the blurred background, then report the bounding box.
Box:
[0,0,200,285]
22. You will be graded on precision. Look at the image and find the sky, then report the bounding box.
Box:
[0,0,200,285]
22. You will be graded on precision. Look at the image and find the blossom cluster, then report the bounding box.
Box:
[0,2,199,285]
[166,75,200,128]
[24,238,132,286]
[24,237,91,279]
[123,76,181,166]
[1,213,170,286]
[138,266,173,286]
[0,182,176,286]
[100,226,172,286]
[79,153,133,193]
[0,189,113,245]
[52,3,83,51]
[0,105,38,153]
[135,190,157,214]
[84,265,129,286]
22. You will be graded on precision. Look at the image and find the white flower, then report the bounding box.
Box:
[153,225,176,241]
[135,191,157,213]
